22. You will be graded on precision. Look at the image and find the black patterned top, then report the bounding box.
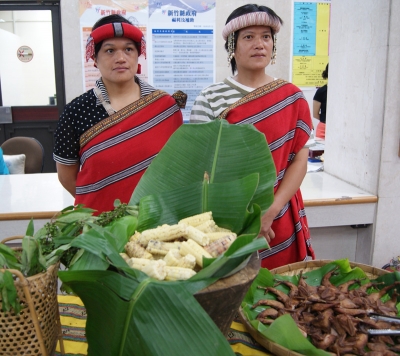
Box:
[53,77,155,165]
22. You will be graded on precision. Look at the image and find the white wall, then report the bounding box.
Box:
[0,29,25,106]
[60,1,319,114]
[60,1,84,103]
[0,10,56,106]
[325,0,400,267]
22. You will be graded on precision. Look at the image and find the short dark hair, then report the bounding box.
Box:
[224,4,283,75]
[322,63,329,79]
[92,14,141,57]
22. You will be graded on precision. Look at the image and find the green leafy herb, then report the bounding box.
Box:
[20,236,47,277]
[0,270,21,314]
[0,202,140,314]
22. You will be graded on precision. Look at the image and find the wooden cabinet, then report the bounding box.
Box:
[0,106,59,173]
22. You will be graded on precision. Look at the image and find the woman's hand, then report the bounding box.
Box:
[259,209,276,243]
[258,147,309,244]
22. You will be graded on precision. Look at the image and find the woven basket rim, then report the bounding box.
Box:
[3,262,60,287]
[269,259,389,278]
[241,259,390,356]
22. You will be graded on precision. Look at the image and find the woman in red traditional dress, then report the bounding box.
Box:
[190,4,315,269]
[54,15,184,214]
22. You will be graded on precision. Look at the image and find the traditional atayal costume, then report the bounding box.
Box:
[54,22,184,213]
[191,5,316,269]
[191,77,315,269]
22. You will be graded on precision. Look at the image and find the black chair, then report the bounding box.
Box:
[1,137,45,173]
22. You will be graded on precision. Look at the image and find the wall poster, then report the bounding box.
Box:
[79,1,216,122]
[79,1,149,91]
[292,0,331,87]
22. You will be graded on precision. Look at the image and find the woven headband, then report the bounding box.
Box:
[222,12,281,41]
[86,22,146,62]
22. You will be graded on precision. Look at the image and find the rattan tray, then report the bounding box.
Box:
[239,259,390,356]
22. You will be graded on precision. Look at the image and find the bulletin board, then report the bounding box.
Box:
[291,0,331,87]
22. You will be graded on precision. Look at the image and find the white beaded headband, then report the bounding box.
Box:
[222,12,281,41]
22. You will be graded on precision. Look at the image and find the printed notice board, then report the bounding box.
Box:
[148,3,216,122]
[79,1,148,91]
[292,0,331,87]
[79,1,216,122]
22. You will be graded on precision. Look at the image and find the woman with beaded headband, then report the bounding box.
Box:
[54,14,184,214]
[190,4,315,269]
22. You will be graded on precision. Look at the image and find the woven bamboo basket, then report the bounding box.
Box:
[238,259,390,356]
[194,252,260,336]
[0,237,64,356]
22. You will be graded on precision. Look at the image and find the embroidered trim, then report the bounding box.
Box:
[80,90,168,148]
[222,12,281,41]
[218,79,287,120]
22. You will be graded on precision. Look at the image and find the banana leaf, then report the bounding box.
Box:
[59,119,277,355]
[240,259,400,356]
[59,269,235,356]
[59,217,267,356]
[130,119,276,230]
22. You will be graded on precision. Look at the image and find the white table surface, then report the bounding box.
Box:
[0,172,377,220]
[0,173,74,220]
[301,172,377,206]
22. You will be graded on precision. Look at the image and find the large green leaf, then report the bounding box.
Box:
[130,119,276,218]
[68,215,138,272]
[0,244,20,270]
[136,173,260,233]
[59,216,268,355]
[59,270,235,356]
[58,120,276,355]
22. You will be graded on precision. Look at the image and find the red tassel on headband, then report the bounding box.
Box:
[85,22,146,62]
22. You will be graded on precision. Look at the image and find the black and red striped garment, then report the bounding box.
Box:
[54,77,183,214]
[219,79,315,269]
[74,90,182,214]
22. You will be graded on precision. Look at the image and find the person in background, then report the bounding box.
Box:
[313,63,329,139]
[190,4,315,269]
[53,14,184,214]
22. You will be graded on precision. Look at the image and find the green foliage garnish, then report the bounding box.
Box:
[0,201,139,314]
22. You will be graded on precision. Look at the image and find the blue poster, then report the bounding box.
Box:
[293,2,317,56]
